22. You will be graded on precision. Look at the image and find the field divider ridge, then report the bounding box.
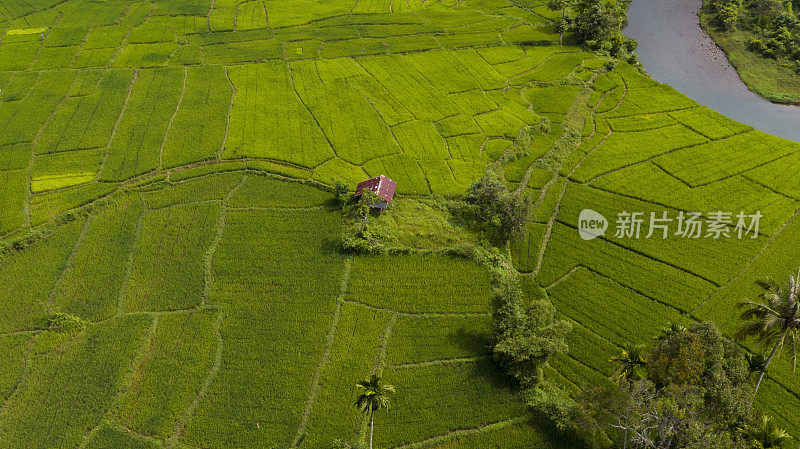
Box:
[292,255,353,447]
[389,416,529,449]
[159,66,189,172]
[98,69,139,180]
[78,314,160,449]
[217,66,236,161]
[201,175,245,307]
[389,355,489,369]
[533,124,614,276]
[45,214,94,310]
[115,196,146,316]
[166,309,225,448]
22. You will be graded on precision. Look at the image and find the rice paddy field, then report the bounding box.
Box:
[1,0,800,447]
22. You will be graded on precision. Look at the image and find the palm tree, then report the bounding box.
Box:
[611,342,647,383]
[611,343,647,449]
[735,272,800,393]
[355,374,395,449]
[740,414,793,448]
[654,322,687,341]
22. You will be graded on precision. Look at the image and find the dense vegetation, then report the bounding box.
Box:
[703,0,800,102]
[544,0,638,63]
[1,0,800,447]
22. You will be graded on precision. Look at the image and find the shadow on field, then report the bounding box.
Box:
[448,326,492,358]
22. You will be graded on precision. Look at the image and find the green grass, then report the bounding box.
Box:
[50,195,144,321]
[123,201,221,313]
[547,267,684,345]
[115,309,220,439]
[98,67,184,181]
[571,123,708,182]
[0,218,84,332]
[161,66,232,168]
[184,207,345,448]
[377,359,528,448]
[347,254,493,314]
[387,314,492,365]
[2,0,800,445]
[38,69,133,155]
[31,172,95,192]
[301,303,392,447]
[0,314,152,449]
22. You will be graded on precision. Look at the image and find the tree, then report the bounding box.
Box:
[492,279,570,388]
[649,322,752,425]
[611,343,647,383]
[653,322,686,341]
[546,0,574,44]
[464,175,532,241]
[572,0,624,44]
[751,0,785,27]
[355,374,395,449]
[355,190,383,230]
[611,343,647,449]
[332,179,350,207]
[735,272,800,393]
[574,323,753,449]
[740,414,793,448]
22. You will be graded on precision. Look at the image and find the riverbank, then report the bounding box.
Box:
[623,0,800,142]
[698,8,800,105]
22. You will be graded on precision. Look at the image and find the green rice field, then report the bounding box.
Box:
[1,0,800,447]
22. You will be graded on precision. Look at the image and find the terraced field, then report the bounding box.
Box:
[1,0,800,447]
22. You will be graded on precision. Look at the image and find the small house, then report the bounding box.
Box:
[355,175,396,210]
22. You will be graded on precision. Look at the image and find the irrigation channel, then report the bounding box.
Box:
[624,0,800,142]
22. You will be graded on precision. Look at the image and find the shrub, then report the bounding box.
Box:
[331,179,351,208]
[341,226,394,254]
[526,380,578,432]
[40,312,88,333]
[747,37,770,54]
[717,2,741,30]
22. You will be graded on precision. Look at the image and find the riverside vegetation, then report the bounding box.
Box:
[702,0,800,102]
[2,0,800,447]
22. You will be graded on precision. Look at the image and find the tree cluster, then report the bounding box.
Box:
[462,175,533,242]
[564,323,767,448]
[491,276,571,388]
[545,0,639,62]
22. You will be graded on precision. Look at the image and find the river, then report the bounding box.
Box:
[623,0,800,142]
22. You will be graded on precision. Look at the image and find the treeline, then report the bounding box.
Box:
[707,0,800,72]
[542,0,639,64]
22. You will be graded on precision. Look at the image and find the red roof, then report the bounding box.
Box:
[355,175,397,203]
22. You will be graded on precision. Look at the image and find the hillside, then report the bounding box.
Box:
[0,0,800,447]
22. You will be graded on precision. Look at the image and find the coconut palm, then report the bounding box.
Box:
[355,374,395,449]
[740,414,793,448]
[735,272,800,393]
[611,342,647,383]
[654,322,687,341]
[611,343,647,449]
